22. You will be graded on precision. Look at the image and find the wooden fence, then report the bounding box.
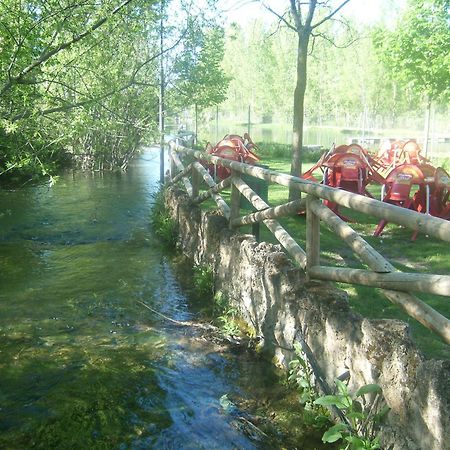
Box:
[168,142,450,345]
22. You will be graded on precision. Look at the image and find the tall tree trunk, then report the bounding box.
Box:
[290,33,309,201]
[159,0,165,184]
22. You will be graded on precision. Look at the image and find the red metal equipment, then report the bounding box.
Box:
[205,133,260,180]
[302,143,385,220]
[433,167,450,220]
[374,140,429,177]
[373,163,424,238]
[413,166,450,219]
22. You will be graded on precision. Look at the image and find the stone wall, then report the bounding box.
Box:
[165,186,449,450]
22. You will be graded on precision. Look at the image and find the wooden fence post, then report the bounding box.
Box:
[306,195,320,279]
[229,170,241,229]
[191,165,200,199]
[170,146,177,180]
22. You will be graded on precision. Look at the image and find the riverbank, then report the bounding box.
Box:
[165,184,450,450]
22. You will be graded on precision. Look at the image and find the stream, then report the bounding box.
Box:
[0,148,325,449]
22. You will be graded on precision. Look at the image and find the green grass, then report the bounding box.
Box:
[189,153,450,360]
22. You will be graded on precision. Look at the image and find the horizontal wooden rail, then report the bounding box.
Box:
[192,177,231,205]
[231,198,307,227]
[171,162,193,185]
[308,198,392,273]
[172,145,450,243]
[309,266,450,297]
[171,151,193,196]
[232,176,307,268]
[191,162,231,219]
[168,143,450,344]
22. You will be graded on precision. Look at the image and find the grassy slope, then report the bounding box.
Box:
[198,148,449,360]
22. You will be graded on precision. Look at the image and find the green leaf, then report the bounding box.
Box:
[355,384,382,397]
[314,395,348,409]
[347,411,365,421]
[322,423,348,443]
[298,379,310,388]
[344,434,366,448]
[335,378,349,395]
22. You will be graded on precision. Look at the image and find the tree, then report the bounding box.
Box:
[262,0,351,200]
[0,0,163,179]
[373,0,450,155]
[170,22,230,139]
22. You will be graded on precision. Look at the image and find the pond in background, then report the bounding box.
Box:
[202,123,449,161]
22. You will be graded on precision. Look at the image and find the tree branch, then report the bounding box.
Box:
[311,30,360,48]
[289,0,302,30]
[0,0,135,97]
[305,0,318,29]
[311,0,351,29]
[262,2,298,32]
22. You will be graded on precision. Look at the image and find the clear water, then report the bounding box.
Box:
[0,149,324,449]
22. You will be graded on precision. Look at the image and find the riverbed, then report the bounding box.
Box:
[0,148,327,449]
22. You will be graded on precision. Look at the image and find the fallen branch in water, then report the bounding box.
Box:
[137,300,243,346]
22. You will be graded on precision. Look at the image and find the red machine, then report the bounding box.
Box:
[374,140,429,177]
[413,166,450,219]
[302,143,385,220]
[205,133,260,180]
[374,163,450,239]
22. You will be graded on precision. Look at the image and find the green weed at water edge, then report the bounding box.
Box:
[314,381,389,450]
[213,291,241,337]
[288,343,331,429]
[193,264,214,297]
[150,187,177,247]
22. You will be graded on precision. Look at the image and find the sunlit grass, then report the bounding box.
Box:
[191,154,450,360]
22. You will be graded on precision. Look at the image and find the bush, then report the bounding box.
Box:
[255,141,325,163]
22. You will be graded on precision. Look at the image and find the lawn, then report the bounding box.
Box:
[182,147,449,360]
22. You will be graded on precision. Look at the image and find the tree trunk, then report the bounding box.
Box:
[159,1,165,184]
[290,33,309,201]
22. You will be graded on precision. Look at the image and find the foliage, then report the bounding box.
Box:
[218,6,449,137]
[150,187,177,246]
[289,343,388,449]
[193,264,214,297]
[213,291,241,336]
[0,0,230,181]
[314,380,389,450]
[373,0,450,103]
[171,24,230,111]
[0,0,161,181]
[288,343,330,428]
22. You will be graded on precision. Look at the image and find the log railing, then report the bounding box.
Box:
[168,142,450,344]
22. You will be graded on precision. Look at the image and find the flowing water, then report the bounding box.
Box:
[0,149,325,449]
